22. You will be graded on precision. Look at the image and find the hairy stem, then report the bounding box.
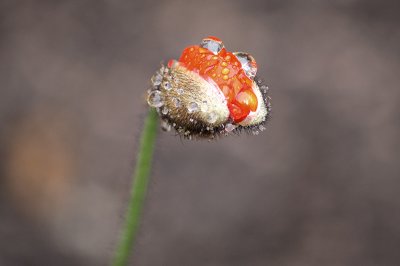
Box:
[112,108,158,266]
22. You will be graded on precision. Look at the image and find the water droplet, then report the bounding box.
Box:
[222,68,229,75]
[233,52,257,79]
[172,97,182,108]
[177,88,184,95]
[151,73,163,86]
[187,102,198,113]
[147,90,164,108]
[225,123,236,132]
[206,112,218,124]
[161,120,172,131]
[260,85,269,93]
[200,38,224,54]
[163,81,172,91]
[161,107,169,115]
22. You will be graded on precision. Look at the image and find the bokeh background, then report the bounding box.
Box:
[1,0,400,265]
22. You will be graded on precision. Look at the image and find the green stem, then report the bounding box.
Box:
[112,108,158,266]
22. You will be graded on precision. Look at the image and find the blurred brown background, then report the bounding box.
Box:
[1,0,400,265]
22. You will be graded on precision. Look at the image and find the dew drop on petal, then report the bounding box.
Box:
[244,65,257,79]
[177,88,184,95]
[161,120,172,131]
[161,106,169,115]
[225,123,236,132]
[260,85,269,93]
[163,81,172,91]
[234,52,257,79]
[147,90,164,108]
[172,97,182,108]
[187,102,199,113]
[200,38,224,54]
[151,73,163,86]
